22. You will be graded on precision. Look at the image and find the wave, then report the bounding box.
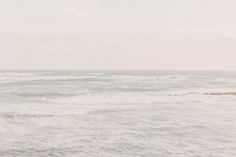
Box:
[0,113,54,118]
[165,90,236,96]
[0,75,114,84]
[204,92,236,96]
[16,92,76,99]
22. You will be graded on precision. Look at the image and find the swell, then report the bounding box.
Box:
[0,113,54,118]
[0,77,114,85]
[204,92,236,96]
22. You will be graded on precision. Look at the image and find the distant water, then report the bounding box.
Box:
[0,70,236,157]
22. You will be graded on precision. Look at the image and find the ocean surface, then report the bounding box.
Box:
[0,70,236,157]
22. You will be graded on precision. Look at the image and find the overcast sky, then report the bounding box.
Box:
[1,0,236,70]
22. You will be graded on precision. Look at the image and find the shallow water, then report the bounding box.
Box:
[0,71,236,156]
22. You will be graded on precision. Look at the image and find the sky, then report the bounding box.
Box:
[1,0,236,70]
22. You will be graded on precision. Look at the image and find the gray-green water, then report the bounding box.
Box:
[0,71,236,156]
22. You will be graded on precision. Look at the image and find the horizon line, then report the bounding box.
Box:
[0,69,236,72]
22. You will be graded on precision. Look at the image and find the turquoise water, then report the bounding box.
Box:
[0,71,236,156]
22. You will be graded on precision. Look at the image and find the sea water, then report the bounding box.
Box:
[0,70,236,157]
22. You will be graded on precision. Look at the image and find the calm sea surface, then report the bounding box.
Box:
[0,71,236,156]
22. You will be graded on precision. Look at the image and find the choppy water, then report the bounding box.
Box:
[0,70,236,157]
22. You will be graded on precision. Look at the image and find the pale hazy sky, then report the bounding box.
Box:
[1,0,236,70]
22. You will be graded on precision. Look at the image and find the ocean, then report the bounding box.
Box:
[0,70,236,157]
